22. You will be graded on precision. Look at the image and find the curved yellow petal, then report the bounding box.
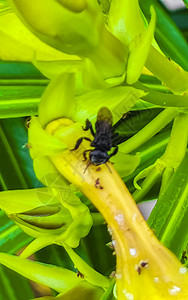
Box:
[45,118,188,300]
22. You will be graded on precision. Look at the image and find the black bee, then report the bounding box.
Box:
[71,107,119,167]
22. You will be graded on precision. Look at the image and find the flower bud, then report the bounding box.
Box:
[8,0,106,56]
[8,0,128,85]
[11,204,72,234]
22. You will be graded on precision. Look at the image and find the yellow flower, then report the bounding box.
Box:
[39,117,188,300]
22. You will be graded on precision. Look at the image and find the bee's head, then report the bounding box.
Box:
[89,150,109,166]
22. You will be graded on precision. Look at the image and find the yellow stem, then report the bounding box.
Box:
[45,118,188,299]
[50,147,188,299]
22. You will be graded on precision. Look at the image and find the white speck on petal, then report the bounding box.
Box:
[169,285,181,296]
[114,213,125,226]
[123,289,134,300]
[179,267,187,274]
[129,248,136,256]
[132,213,137,221]
[154,277,159,283]
[116,273,122,279]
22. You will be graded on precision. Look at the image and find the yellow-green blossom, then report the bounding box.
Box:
[8,0,128,85]
[36,116,188,300]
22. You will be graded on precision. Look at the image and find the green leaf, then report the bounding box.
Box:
[99,279,115,300]
[124,127,170,193]
[140,0,188,70]
[146,46,188,94]
[182,0,188,9]
[118,108,177,154]
[56,282,104,300]
[134,81,188,108]
[0,252,82,293]
[83,225,116,276]
[0,265,34,300]
[0,62,47,118]
[0,0,12,15]
[63,244,110,289]
[0,84,45,99]
[0,118,31,189]
[0,97,40,118]
[0,61,45,79]
[111,152,140,177]
[0,211,32,254]
[148,151,188,259]
[132,111,188,201]
[114,108,163,137]
[131,99,159,109]
[132,163,162,202]
[139,74,168,92]
[35,244,75,271]
[0,77,46,118]
[143,90,188,108]
[32,281,104,300]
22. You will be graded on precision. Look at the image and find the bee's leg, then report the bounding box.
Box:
[108,146,118,159]
[82,119,95,137]
[83,149,92,161]
[70,137,91,151]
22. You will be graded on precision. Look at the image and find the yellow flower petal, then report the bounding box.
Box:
[46,118,188,300]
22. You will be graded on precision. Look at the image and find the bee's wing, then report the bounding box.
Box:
[97,107,113,125]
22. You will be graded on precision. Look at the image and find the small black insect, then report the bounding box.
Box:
[71,107,119,167]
